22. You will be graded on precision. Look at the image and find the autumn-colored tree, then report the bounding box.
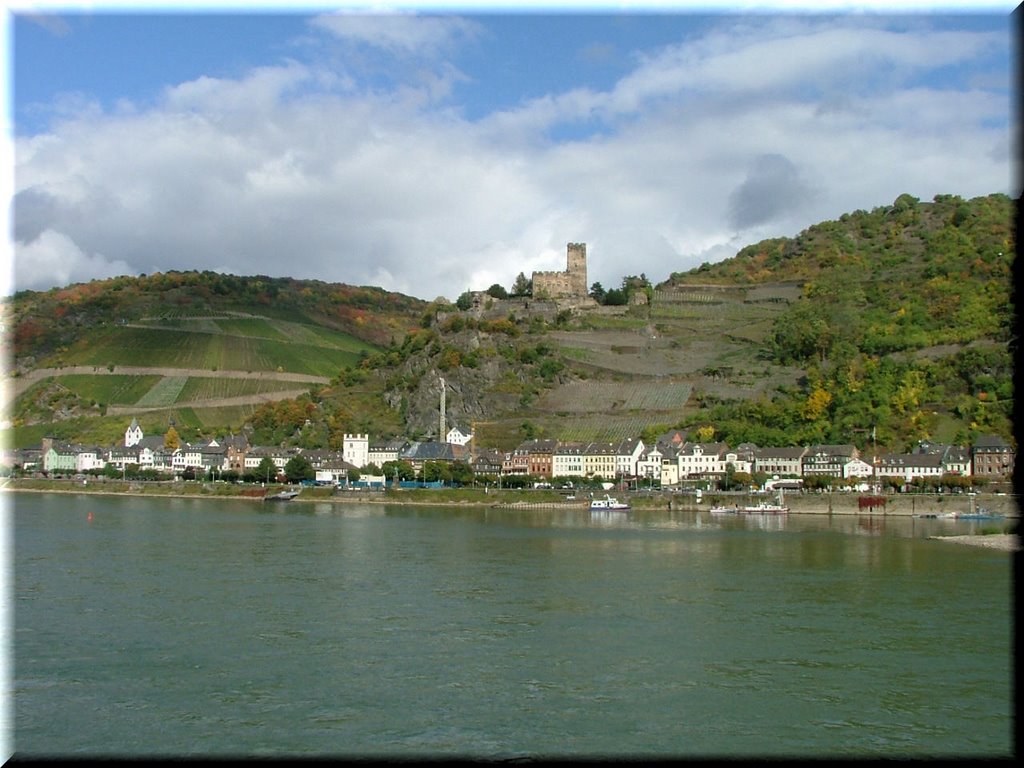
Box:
[164,426,181,450]
[694,425,716,442]
[801,387,833,422]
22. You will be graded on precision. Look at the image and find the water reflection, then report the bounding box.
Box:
[248,498,1016,542]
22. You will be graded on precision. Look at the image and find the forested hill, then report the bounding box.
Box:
[8,271,429,365]
[658,192,1016,449]
[667,193,1014,358]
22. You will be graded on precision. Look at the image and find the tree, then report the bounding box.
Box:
[486,283,508,299]
[256,457,278,483]
[164,425,180,450]
[589,282,606,303]
[603,288,628,305]
[455,290,473,311]
[284,455,314,483]
[511,272,532,297]
[695,425,716,442]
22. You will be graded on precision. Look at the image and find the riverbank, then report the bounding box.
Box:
[2,479,1020,518]
[927,534,1020,552]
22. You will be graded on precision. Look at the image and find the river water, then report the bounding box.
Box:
[9,493,1015,758]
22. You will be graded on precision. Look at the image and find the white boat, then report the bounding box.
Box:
[740,501,789,514]
[265,489,300,502]
[590,495,630,511]
[709,505,739,515]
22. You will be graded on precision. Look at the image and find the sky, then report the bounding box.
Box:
[4,1,1018,303]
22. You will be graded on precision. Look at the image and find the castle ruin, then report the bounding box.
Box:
[532,242,588,301]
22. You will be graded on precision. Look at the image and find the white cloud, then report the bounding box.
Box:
[10,14,1012,301]
[310,10,482,58]
[14,230,134,290]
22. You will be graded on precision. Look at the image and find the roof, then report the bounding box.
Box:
[755,446,807,459]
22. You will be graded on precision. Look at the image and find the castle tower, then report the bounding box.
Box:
[531,241,588,300]
[566,242,587,297]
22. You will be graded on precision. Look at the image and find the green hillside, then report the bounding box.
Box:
[3,272,428,446]
[3,192,1015,454]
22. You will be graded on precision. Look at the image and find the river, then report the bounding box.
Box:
[8,493,1015,757]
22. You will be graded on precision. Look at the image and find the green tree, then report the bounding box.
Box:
[256,457,278,483]
[511,272,532,297]
[455,290,473,311]
[486,283,508,299]
[589,282,606,303]
[284,455,315,483]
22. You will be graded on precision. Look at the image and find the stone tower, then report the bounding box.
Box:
[532,242,588,301]
[566,242,588,298]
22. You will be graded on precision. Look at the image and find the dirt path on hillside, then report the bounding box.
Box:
[104,388,316,415]
[2,366,331,414]
[7,365,329,392]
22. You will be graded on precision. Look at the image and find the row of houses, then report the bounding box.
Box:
[490,433,1013,486]
[5,418,1012,488]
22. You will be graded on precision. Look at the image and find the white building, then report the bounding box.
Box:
[446,425,472,447]
[343,433,369,468]
[124,418,144,448]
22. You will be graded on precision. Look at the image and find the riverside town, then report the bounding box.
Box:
[4,417,1014,507]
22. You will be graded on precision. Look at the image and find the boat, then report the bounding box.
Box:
[739,488,789,514]
[590,495,631,511]
[948,508,1004,521]
[264,490,300,502]
[709,505,739,515]
[740,501,789,515]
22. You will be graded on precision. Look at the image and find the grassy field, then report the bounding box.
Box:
[536,380,693,413]
[55,326,371,377]
[54,374,163,405]
[175,377,315,402]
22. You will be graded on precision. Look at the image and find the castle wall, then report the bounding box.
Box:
[533,242,588,300]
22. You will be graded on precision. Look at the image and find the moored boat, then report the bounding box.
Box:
[590,495,630,511]
[740,501,789,515]
[709,505,739,515]
[265,490,300,502]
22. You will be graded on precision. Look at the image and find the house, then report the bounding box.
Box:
[502,445,530,476]
[721,446,755,476]
[520,438,558,478]
[802,445,859,478]
[41,437,77,474]
[400,441,466,475]
[676,441,729,479]
[369,438,407,468]
[106,445,140,471]
[243,446,299,479]
[552,443,585,478]
[614,438,645,479]
[343,433,369,468]
[446,425,473,447]
[222,434,250,473]
[582,441,618,480]
[754,446,807,478]
[659,443,681,486]
[75,446,106,473]
[971,435,1014,479]
[470,447,504,477]
[913,441,971,476]
[657,429,688,448]
[312,455,359,485]
[636,443,664,482]
[877,452,945,483]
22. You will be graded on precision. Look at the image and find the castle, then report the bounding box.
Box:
[532,242,588,301]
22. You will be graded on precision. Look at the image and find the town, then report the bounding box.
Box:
[5,417,1015,494]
